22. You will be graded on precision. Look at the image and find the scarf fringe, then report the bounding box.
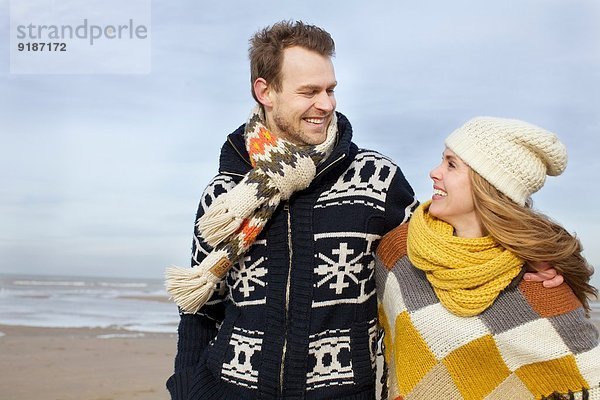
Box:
[165,265,219,314]
[198,184,265,247]
[166,249,231,314]
[198,201,244,247]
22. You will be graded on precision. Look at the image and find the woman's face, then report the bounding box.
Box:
[429,148,483,237]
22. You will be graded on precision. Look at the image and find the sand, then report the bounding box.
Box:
[0,324,177,400]
[1,316,599,400]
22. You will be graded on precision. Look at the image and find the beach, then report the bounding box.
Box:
[3,320,600,400]
[0,324,176,400]
[0,274,179,400]
[1,274,599,399]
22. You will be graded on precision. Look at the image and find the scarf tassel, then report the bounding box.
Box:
[198,202,244,247]
[165,251,232,314]
[198,183,267,247]
[165,266,217,314]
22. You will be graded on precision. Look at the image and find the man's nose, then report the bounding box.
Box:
[315,91,335,112]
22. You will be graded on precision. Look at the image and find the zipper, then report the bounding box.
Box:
[315,153,346,178]
[221,170,246,178]
[277,154,345,394]
[279,202,293,396]
[227,136,253,168]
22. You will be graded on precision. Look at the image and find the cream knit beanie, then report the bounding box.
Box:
[445,117,568,206]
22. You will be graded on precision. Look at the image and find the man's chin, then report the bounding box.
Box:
[304,125,330,142]
[305,132,328,146]
[280,127,327,146]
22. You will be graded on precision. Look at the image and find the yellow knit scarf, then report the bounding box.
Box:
[407,201,524,316]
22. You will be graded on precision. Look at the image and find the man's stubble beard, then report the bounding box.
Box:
[272,112,305,145]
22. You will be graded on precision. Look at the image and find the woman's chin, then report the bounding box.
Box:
[428,204,441,219]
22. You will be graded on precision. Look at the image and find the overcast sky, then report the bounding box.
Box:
[1,0,599,287]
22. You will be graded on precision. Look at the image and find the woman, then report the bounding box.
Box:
[376,117,599,400]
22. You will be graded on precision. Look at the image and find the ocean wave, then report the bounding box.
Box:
[13,280,87,287]
[97,333,146,339]
[1,275,178,332]
[97,282,148,288]
[11,279,151,290]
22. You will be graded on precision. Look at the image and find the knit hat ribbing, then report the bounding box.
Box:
[444,117,568,205]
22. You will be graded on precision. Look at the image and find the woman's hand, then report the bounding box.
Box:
[523,262,564,288]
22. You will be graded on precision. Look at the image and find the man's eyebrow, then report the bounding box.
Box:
[297,82,338,91]
[297,85,320,91]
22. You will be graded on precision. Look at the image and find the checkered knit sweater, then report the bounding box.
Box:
[375,224,600,400]
[167,112,418,400]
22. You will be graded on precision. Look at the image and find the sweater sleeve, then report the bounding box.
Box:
[383,164,418,234]
[173,174,237,373]
[375,223,410,400]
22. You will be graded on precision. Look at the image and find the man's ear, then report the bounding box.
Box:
[253,78,273,108]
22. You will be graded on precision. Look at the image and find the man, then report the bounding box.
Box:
[166,20,561,400]
[167,20,415,399]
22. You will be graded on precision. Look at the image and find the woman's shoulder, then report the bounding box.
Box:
[517,279,584,317]
[377,223,410,269]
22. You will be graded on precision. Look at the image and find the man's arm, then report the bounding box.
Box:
[383,164,418,233]
[172,175,235,374]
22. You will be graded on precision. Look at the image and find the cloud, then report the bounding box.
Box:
[1,0,599,287]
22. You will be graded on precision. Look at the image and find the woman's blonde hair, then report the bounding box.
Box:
[470,170,597,311]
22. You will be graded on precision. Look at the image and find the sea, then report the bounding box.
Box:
[0,274,179,334]
[1,274,598,335]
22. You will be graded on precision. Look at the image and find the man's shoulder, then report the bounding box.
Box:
[197,174,238,209]
[216,124,251,176]
[354,148,398,166]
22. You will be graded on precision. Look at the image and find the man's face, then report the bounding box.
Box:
[264,46,337,146]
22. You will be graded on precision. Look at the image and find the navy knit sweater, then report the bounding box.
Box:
[167,113,416,399]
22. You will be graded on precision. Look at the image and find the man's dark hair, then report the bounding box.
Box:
[249,20,335,102]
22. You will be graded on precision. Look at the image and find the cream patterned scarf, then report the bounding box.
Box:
[407,201,524,316]
[166,106,338,313]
